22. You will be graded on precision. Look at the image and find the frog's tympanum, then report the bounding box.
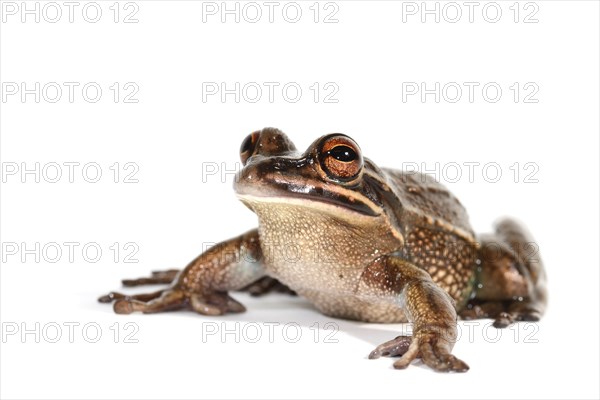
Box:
[99,128,547,372]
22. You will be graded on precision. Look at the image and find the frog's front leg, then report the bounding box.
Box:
[98,229,266,315]
[360,255,469,372]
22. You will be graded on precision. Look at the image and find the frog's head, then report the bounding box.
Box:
[234,127,394,220]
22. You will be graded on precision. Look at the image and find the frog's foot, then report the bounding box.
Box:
[99,286,246,315]
[369,331,469,373]
[242,276,296,297]
[460,300,542,328]
[121,269,180,287]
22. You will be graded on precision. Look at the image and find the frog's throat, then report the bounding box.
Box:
[237,193,404,245]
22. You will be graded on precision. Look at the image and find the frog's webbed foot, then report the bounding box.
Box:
[242,276,297,297]
[369,332,469,373]
[121,269,180,287]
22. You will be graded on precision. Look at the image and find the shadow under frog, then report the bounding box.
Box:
[99,127,547,373]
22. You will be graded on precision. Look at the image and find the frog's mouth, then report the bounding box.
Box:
[235,179,381,218]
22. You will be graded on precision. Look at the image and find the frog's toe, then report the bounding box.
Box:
[190,295,226,316]
[459,302,504,320]
[223,294,246,313]
[104,289,187,314]
[98,291,130,303]
[98,292,118,303]
[114,299,134,314]
[516,310,541,322]
[369,336,412,359]
[420,341,469,372]
[510,302,542,322]
[392,342,419,369]
[493,306,542,328]
[98,289,165,305]
[190,292,247,315]
[493,312,514,328]
[121,269,180,287]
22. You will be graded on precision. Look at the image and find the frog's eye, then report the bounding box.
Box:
[240,131,260,165]
[319,135,363,182]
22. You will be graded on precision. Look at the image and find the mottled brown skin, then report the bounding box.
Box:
[99,127,547,373]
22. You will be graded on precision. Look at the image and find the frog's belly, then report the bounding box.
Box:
[295,288,408,324]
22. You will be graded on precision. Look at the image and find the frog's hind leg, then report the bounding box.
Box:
[460,218,547,328]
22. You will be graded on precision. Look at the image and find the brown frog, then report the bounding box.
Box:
[99,127,547,372]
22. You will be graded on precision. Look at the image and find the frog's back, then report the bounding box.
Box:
[382,168,475,241]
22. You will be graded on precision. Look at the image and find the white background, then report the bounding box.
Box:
[1,1,599,399]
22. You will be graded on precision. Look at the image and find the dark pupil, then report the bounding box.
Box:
[328,145,356,162]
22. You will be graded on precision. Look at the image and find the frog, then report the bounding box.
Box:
[99,127,547,372]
